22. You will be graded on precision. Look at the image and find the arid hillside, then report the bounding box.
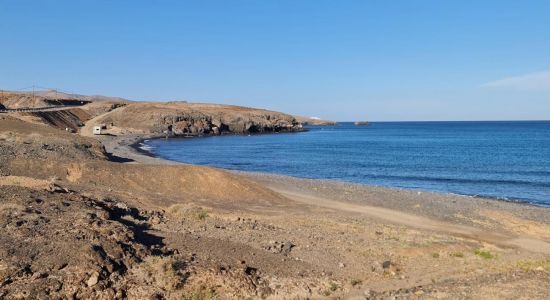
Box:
[294,115,337,125]
[0,116,107,175]
[81,102,303,136]
[0,90,130,109]
[2,89,305,136]
[0,92,89,109]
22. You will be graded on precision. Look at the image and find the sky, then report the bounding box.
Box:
[1,0,549,121]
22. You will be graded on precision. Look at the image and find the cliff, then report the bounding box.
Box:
[82,102,303,136]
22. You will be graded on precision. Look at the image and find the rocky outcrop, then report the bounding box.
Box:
[155,112,302,136]
[88,102,304,136]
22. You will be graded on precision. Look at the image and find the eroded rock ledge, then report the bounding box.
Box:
[85,102,304,136]
[156,111,303,136]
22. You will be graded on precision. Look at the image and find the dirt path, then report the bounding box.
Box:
[273,188,550,255]
[79,105,126,137]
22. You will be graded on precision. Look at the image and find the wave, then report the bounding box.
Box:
[361,173,550,188]
[138,143,154,152]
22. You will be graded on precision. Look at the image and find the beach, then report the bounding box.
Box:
[3,1,550,298]
[1,108,550,299]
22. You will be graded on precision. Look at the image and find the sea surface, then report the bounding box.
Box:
[143,121,550,206]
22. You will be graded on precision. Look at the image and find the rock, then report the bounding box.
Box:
[338,262,345,268]
[86,272,99,287]
[535,266,545,272]
[281,241,294,255]
[382,261,392,269]
[46,184,67,193]
[265,241,295,255]
[212,126,220,135]
[114,202,129,210]
[31,271,47,280]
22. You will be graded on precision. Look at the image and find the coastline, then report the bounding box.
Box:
[125,128,310,163]
[119,133,548,210]
[97,133,550,236]
[3,115,550,299]
[103,132,550,252]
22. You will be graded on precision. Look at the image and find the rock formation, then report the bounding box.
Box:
[87,102,304,136]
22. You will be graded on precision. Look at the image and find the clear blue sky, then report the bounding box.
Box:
[1,1,549,121]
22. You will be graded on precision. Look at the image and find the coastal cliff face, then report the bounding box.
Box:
[85,102,303,136]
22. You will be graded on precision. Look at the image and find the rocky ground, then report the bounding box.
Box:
[1,107,550,299]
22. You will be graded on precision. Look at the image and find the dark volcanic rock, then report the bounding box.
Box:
[154,111,302,136]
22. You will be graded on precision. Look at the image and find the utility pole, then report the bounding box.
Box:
[32,85,35,103]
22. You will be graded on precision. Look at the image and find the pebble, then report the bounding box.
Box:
[87,272,99,287]
[31,271,47,280]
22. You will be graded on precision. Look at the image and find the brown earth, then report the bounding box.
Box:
[0,90,130,109]
[2,90,304,136]
[1,105,550,299]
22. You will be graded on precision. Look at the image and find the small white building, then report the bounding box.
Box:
[93,126,102,135]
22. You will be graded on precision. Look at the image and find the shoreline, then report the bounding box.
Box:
[100,132,550,252]
[3,115,550,299]
[119,133,549,209]
[126,127,310,161]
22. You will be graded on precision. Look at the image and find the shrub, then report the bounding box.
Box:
[449,251,464,258]
[474,249,495,259]
[350,278,362,286]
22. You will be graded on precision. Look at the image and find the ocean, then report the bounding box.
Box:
[143,121,550,206]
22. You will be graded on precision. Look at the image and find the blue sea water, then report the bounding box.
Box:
[144,121,550,206]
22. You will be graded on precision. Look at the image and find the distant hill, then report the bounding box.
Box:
[0,89,131,109]
[294,115,336,125]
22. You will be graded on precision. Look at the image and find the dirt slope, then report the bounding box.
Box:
[0,90,129,109]
[0,116,107,176]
